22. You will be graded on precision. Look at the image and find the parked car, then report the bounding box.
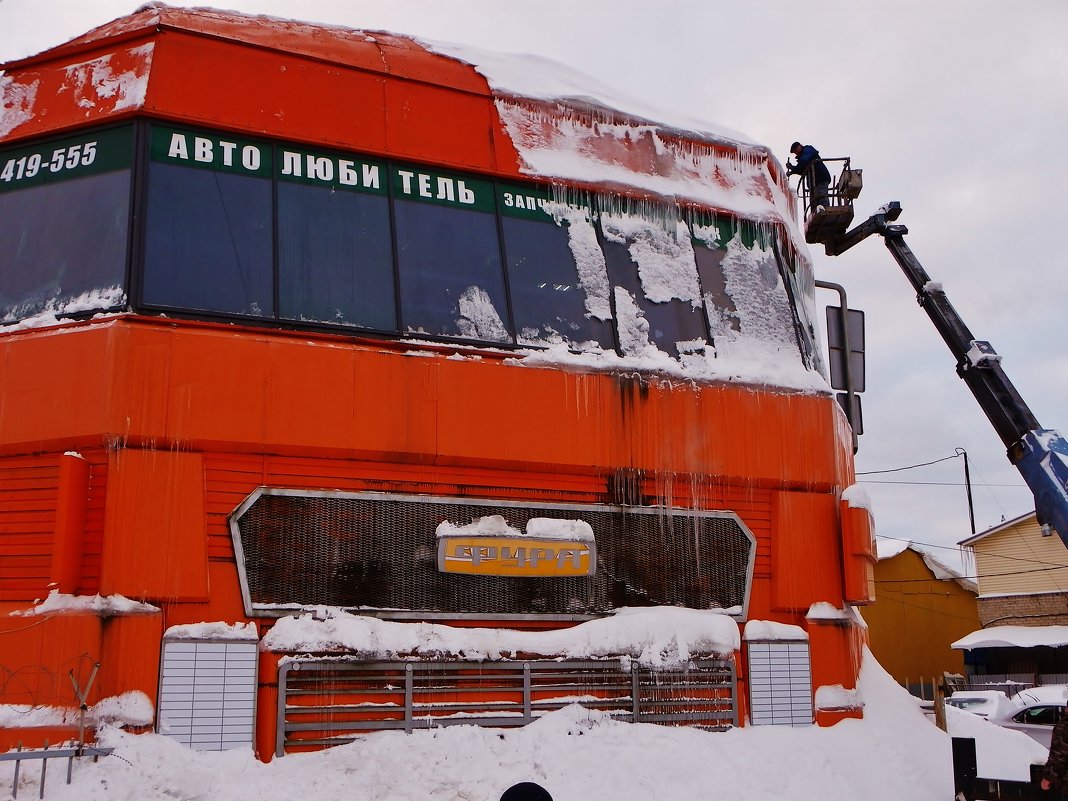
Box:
[991,685,1068,748]
[946,690,1014,719]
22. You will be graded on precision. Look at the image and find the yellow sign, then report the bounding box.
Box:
[437,536,595,577]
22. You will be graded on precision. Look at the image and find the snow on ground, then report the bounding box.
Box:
[1,649,1046,801]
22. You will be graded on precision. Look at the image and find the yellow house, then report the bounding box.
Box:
[865,541,979,692]
[959,511,1068,628]
[951,512,1068,680]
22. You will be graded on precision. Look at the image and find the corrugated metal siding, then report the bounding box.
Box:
[0,455,60,601]
[78,449,108,595]
[974,519,1068,596]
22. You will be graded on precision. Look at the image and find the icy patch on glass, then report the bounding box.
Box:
[602,215,700,305]
[544,201,612,321]
[713,236,797,354]
[613,287,656,359]
[456,285,510,342]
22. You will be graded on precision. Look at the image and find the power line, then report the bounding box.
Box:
[857,453,962,476]
[861,480,1023,487]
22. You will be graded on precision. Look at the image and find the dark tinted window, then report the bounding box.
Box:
[143,162,273,317]
[601,237,707,358]
[693,241,739,340]
[1015,705,1060,725]
[0,170,129,321]
[502,216,612,350]
[394,199,511,342]
[277,182,396,331]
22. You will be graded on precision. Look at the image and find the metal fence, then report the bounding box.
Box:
[277,657,738,755]
[0,744,114,799]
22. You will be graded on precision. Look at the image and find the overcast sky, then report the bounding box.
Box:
[2,0,1065,574]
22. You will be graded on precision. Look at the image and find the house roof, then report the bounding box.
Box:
[877,539,977,594]
[958,511,1037,547]
[953,624,1068,650]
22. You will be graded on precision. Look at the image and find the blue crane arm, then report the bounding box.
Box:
[827,202,1068,544]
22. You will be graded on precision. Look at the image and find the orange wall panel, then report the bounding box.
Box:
[772,491,843,611]
[0,320,846,493]
[146,33,390,153]
[383,81,499,170]
[0,611,104,707]
[50,452,91,593]
[100,449,209,601]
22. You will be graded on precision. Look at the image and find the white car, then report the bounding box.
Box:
[945,690,1014,719]
[991,685,1068,748]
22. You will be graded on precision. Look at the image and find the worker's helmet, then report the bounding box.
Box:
[790,141,802,153]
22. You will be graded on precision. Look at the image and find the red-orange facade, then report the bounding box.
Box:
[0,7,874,757]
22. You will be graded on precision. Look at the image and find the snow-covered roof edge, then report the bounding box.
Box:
[958,510,1036,547]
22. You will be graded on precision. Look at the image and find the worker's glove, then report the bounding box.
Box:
[786,162,796,175]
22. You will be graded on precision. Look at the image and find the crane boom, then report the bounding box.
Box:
[825,202,1068,544]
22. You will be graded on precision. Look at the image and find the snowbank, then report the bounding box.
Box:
[264,606,739,668]
[0,648,973,801]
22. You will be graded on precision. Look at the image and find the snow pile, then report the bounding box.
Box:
[10,590,159,617]
[264,606,740,668]
[164,622,259,641]
[945,704,1048,782]
[436,515,595,542]
[1,285,126,330]
[815,684,861,711]
[0,648,981,801]
[0,691,153,729]
[743,620,807,641]
[842,483,873,512]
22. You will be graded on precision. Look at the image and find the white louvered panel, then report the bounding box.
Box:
[158,639,259,751]
[746,641,813,727]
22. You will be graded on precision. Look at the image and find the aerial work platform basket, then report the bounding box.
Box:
[795,157,862,246]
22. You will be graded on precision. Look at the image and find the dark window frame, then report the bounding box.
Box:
[2,119,809,371]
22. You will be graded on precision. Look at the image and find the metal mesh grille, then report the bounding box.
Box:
[232,490,754,617]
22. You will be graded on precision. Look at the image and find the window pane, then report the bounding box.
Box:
[698,232,800,359]
[502,216,612,350]
[394,199,511,342]
[0,170,129,321]
[143,162,272,317]
[277,182,396,331]
[600,217,708,359]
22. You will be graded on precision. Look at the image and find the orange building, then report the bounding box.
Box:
[0,7,874,758]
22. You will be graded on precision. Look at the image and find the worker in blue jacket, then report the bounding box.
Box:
[787,141,831,213]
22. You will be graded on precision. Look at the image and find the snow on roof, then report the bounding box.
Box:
[959,510,1036,546]
[953,624,1068,650]
[264,606,740,668]
[876,540,976,593]
[425,38,757,148]
[9,590,160,617]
